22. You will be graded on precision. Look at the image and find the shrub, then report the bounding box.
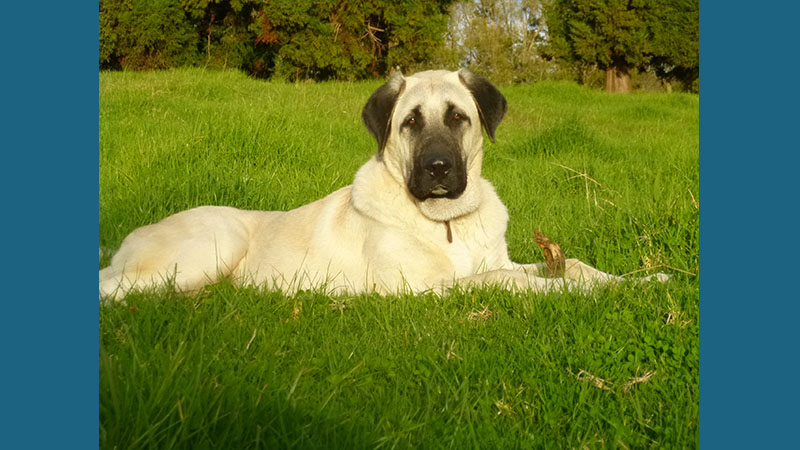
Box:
[99,0,199,70]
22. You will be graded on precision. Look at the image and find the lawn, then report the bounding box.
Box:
[99,68,699,449]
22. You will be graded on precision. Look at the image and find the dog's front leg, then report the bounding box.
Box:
[563,259,623,284]
[561,259,672,285]
[511,262,550,277]
[508,260,621,292]
[515,259,670,288]
[515,259,626,287]
[449,269,576,293]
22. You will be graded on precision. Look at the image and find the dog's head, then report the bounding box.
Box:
[362,69,507,219]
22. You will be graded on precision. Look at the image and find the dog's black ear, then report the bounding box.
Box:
[458,69,507,143]
[362,73,406,154]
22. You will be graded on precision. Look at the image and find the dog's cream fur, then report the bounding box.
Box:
[99,70,667,301]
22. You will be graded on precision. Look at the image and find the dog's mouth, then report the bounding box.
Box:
[430,185,449,196]
[409,179,465,201]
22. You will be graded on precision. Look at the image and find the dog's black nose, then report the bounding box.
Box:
[424,156,452,179]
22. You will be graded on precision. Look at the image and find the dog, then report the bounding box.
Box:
[99,69,668,301]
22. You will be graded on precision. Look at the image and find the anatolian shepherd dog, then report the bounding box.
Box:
[99,69,669,301]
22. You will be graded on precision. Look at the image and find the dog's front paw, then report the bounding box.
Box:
[641,272,672,283]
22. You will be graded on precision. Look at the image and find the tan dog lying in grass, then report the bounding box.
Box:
[100,69,668,301]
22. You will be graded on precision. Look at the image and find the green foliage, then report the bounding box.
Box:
[550,0,649,69]
[544,0,699,91]
[439,0,559,84]
[261,0,375,80]
[99,0,200,70]
[255,0,454,80]
[382,1,453,73]
[545,0,650,84]
[181,0,264,72]
[99,0,454,80]
[647,0,699,91]
[98,0,698,88]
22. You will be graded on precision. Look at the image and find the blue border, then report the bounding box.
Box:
[3,3,98,449]
[700,2,799,449]
[4,2,797,449]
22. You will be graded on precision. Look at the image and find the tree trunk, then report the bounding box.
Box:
[605,64,631,93]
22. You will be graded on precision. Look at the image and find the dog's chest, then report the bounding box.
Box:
[442,216,505,277]
[442,219,499,277]
[444,236,474,277]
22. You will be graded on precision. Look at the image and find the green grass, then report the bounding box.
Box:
[99,68,699,449]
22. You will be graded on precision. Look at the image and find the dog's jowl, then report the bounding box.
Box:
[99,69,669,301]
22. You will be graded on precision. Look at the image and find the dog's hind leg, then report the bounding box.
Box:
[99,250,236,303]
[99,206,252,302]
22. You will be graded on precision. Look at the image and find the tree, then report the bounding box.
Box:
[100,0,454,80]
[252,0,454,80]
[647,0,699,92]
[544,0,698,92]
[250,0,374,80]
[99,0,199,70]
[382,1,454,74]
[439,0,554,84]
[181,0,263,73]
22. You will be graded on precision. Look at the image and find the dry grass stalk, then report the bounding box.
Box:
[572,369,612,391]
[570,368,657,393]
[688,189,699,209]
[286,300,303,323]
[551,162,603,204]
[619,264,697,278]
[622,371,655,392]
[468,305,492,321]
[245,328,257,351]
[445,341,462,361]
[330,299,348,312]
[495,399,514,416]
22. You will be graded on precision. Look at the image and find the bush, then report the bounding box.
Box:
[99,0,454,80]
[99,0,199,70]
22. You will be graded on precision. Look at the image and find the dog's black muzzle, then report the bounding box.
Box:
[407,138,467,201]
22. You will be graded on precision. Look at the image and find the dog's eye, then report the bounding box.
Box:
[407,117,416,125]
[453,113,462,120]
